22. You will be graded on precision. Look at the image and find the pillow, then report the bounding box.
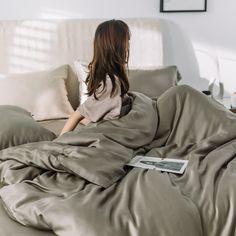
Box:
[0,65,74,121]
[74,60,89,104]
[0,105,56,150]
[74,60,181,102]
[128,66,182,98]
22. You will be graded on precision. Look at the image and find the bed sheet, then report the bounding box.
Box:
[38,119,67,136]
[39,119,85,136]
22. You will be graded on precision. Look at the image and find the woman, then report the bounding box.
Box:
[60,19,132,135]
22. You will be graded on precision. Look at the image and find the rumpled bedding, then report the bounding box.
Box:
[1,85,236,236]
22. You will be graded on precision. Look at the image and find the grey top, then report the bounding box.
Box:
[77,76,131,122]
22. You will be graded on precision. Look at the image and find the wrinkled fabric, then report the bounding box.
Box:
[1,85,236,236]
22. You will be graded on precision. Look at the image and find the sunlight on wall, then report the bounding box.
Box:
[10,21,58,72]
[193,42,236,96]
[129,27,163,68]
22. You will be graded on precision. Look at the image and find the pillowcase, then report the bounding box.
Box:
[74,60,181,102]
[128,65,181,98]
[74,60,89,104]
[0,105,56,150]
[0,65,74,121]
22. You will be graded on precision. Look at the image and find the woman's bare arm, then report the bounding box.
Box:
[60,111,84,136]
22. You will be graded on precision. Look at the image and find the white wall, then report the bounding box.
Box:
[0,0,236,94]
[160,0,236,95]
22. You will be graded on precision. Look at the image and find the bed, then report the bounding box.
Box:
[0,18,236,236]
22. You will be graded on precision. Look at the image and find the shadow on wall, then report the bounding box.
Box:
[160,19,209,91]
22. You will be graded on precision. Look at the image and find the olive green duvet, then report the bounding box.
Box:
[1,85,236,236]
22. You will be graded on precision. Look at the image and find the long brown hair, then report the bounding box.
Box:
[86,19,130,99]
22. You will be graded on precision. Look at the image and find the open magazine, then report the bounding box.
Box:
[127,156,188,174]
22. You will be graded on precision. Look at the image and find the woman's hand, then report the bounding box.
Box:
[79,118,91,126]
[60,111,84,136]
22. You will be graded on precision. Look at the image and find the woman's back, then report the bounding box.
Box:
[78,75,132,123]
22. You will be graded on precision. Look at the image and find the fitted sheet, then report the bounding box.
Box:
[38,119,67,136]
[39,119,85,136]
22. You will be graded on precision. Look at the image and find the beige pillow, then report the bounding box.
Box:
[74,60,181,102]
[0,65,74,120]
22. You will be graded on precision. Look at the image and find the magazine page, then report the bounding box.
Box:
[127,156,188,174]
